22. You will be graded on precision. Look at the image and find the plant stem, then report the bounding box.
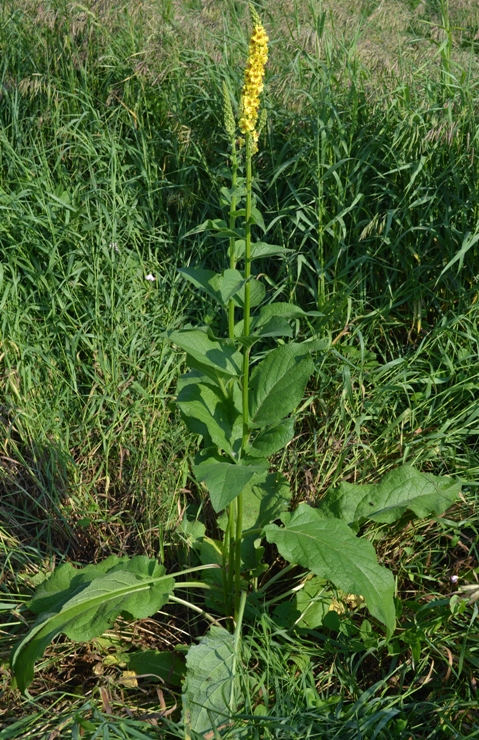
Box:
[230,590,247,713]
[226,137,238,609]
[227,500,236,612]
[242,133,253,446]
[235,133,253,617]
[228,139,238,340]
[168,594,223,626]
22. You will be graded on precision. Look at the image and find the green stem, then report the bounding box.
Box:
[235,133,253,616]
[234,490,243,618]
[168,594,223,626]
[242,134,253,446]
[228,140,238,340]
[230,590,247,713]
[228,500,236,613]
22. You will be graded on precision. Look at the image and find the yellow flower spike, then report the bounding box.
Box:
[239,8,268,146]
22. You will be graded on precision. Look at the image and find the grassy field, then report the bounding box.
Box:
[1,0,479,737]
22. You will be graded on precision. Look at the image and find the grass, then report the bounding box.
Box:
[1,0,479,736]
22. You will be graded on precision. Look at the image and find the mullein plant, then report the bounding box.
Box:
[10,6,461,734]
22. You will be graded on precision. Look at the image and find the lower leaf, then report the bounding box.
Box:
[11,557,175,693]
[183,626,236,736]
[264,504,396,637]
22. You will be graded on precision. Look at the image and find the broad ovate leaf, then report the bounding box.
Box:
[193,451,269,512]
[317,465,461,526]
[249,343,315,428]
[176,371,243,457]
[167,329,242,379]
[178,267,224,306]
[217,471,292,533]
[264,504,395,636]
[273,576,331,630]
[126,650,186,687]
[253,302,308,326]
[246,418,295,458]
[183,626,236,736]
[11,556,174,692]
[235,240,294,260]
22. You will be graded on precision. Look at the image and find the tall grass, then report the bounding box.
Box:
[1,0,478,583]
[1,0,478,568]
[1,0,479,735]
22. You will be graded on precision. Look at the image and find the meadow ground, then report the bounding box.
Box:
[1,0,479,737]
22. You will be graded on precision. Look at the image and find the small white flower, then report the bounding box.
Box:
[145,273,156,282]
[450,575,459,584]
[110,242,119,252]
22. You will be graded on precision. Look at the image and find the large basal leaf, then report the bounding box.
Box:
[183,626,236,736]
[28,555,133,614]
[273,576,331,630]
[167,329,242,378]
[193,452,269,512]
[249,343,315,428]
[264,504,395,636]
[126,649,186,687]
[176,371,243,457]
[199,538,225,612]
[11,557,175,692]
[317,465,461,526]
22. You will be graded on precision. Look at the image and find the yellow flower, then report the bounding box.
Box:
[239,15,268,142]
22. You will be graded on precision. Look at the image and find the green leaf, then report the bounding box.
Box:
[176,371,243,456]
[180,515,206,549]
[231,276,265,309]
[273,576,331,630]
[193,452,269,512]
[178,267,224,306]
[294,576,332,628]
[183,626,236,736]
[235,240,293,260]
[28,555,132,614]
[438,229,479,278]
[218,471,292,533]
[253,302,305,324]
[317,465,461,526]
[249,343,315,428]
[249,207,266,232]
[167,329,242,379]
[217,472,291,572]
[246,418,295,458]
[264,504,395,636]
[219,269,247,304]
[11,557,175,692]
[234,302,322,342]
[126,650,186,687]
[185,218,240,239]
[178,267,263,310]
[255,316,294,338]
[199,538,225,611]
[233,318,293,343]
